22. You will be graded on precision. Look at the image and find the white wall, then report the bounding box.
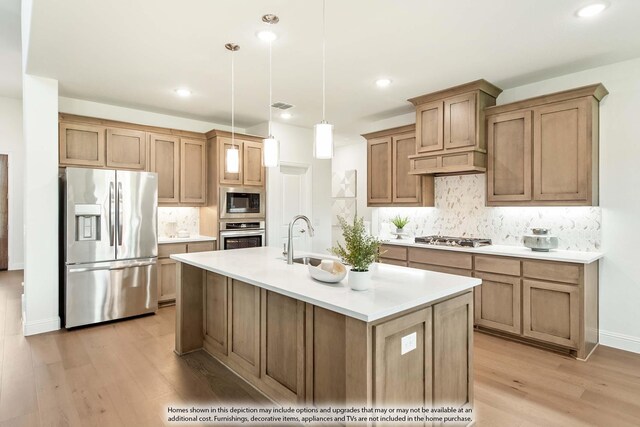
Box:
[246,122,332,255]
[498,57,640,353]
[0,96,24,270]
[58,97,240,133]
[22,74,60,335]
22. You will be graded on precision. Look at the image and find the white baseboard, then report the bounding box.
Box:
[600,330,640,354]
[9,262,24,270]
[23,316,61,336]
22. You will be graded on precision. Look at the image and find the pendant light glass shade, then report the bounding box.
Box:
[263,136,280,167]
[226,146,240,173]
[313,121,333,159]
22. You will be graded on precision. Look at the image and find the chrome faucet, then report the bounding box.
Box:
[287,215,315,264]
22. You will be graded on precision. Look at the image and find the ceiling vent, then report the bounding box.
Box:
[271,101,294,110]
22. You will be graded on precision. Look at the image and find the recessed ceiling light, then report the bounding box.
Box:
[375,78,392,88]
[576,2,608,18]
[280,112,292,119]
[257,30,278,42]
[174,88,191,97]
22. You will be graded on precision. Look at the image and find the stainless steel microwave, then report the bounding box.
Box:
[219,186,265,219]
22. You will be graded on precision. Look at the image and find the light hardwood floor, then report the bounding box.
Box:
[1,270,639,426]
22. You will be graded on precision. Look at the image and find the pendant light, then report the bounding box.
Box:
[225,43,240,174]
[262,14,280,167]
[314,0,333,159]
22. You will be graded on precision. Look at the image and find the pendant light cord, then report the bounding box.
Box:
[268,39,273,137]
[322,0,326,122]
[231,49,236,149]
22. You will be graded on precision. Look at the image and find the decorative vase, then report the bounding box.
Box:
[523,228,559,252]
[396,227,405,234]
[349,269,371,291]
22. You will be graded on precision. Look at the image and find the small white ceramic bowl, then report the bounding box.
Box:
[308,260,347,283]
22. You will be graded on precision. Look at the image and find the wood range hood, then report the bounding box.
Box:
[407,79,503,176]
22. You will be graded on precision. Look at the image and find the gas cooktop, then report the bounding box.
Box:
[414,235,492,248]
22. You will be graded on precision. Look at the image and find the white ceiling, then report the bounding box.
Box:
[0,0,21,98]
[19,0,640,136]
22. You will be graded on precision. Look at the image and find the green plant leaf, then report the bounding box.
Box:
[330,216,382,271]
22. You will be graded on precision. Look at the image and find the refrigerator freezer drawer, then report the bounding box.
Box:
[65,259,158,328]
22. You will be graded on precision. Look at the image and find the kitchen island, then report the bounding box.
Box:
[172,246,480,414]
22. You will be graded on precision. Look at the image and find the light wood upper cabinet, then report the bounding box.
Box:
[365,126,434,207]
[180,138,206,204]
[408,79,502,176]
[485,84,607,206]
[218,137,244,186]
[367,136,393,204]
[243,141,265,187]
[487,111,532,202]
[106,128,146,170]
[392,132,421,203]
[149,133,180,204]
[59,123,106,167]
[444,92,477,150]
[533,99,589,203]
[416,100,443,153]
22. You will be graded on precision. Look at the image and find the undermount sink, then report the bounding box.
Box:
[292,256,324,267]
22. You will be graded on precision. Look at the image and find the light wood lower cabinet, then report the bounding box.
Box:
[473,272,521,334]
[204,272,228,356]
[523,279,579,349]
[157,258,177,303]
[228,279,261,376]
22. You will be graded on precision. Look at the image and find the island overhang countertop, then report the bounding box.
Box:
[171,246,481,322]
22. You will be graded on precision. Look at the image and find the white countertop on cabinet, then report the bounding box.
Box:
[158,235,217,244]
[381,238,603,264]
[171,246,480,322]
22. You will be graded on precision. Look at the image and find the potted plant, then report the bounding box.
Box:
[391,215,410,234]
[330,216,382,291]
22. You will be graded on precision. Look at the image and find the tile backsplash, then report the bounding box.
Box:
[375,174,601,251]
[158,207,200,238]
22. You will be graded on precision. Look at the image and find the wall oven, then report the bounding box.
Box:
[220,187,265,219]
[219,220,266,250]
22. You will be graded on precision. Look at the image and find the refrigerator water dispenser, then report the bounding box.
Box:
[74,204,101,241]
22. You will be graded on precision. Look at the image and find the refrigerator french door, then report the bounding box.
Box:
[62,167,158,328]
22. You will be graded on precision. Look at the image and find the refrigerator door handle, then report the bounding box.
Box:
[69,266,111,273]
[117,181,123,245]
[109,182,115,246]
[109,260,156,271]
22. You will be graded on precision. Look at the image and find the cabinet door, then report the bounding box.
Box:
[487,111,532,203]
[106,128,147,170]
[149,133,180,204]
[416,100,443,153]
[218,137,244,185]
[523,279,579,349]
[180,138,206,204]
[59,123,106,167]
[374,307,432,409]
[444,92,477,150]
[157,258,177,303]
[533,99,589,202]
[204,272,228,356]
[243,141,265,187]
[261,291,305,403]
[433,292,473,409]
[392,132,421,203]
[474,272,521,334]
[228,279,261,376]
[367,136,392,204]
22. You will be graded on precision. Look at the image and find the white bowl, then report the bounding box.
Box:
[308,260,347,283]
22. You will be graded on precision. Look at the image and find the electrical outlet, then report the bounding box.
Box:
[401,332,417,355]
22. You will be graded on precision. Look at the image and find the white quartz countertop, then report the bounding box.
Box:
[158,235,217,244]
[381,238,603,264]
[171,246,480,322]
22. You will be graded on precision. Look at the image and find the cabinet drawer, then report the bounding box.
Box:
[523,260,580,284]
[408,248,472,270]
[380,244,407,261]
[474,256,520,276]
[409,262,472,277]
[380,258,408,267]
[158,243,187,258]
[187,241,215,253]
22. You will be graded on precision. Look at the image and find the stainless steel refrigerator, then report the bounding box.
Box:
[61,167,158,328]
